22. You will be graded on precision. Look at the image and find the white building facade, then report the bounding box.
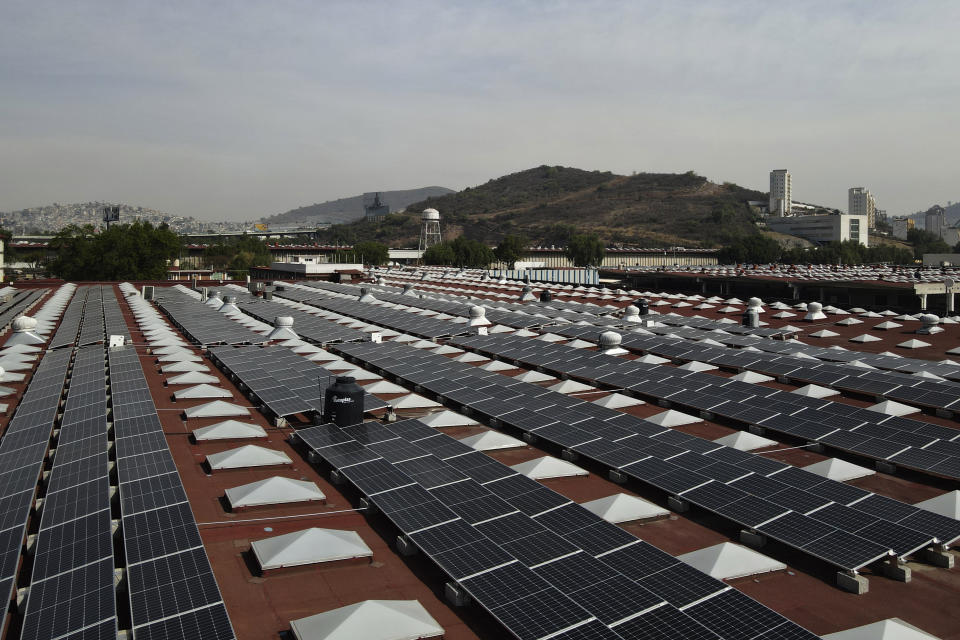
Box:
[766,214,869,247]
[769,170,792,216]
[848,187,876,229]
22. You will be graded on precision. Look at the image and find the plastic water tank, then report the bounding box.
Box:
[323,376,365,427]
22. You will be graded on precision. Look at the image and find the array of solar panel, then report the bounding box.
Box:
[287,281,558,329]
[457,334,960,532]
[349,418,819,638]
[108,346,236,640]
[446,334,960,548]
[553,322,960,415]
[336,340,960,570]
[103,286,132,341]
[230,296,365,344]
[283,285,960,481]
[21,345,118,640]
[0,348,73,636]
[208,345,387,416]
[537,328,960,479]
[293,296,467,339]
[0,289,47,332]
[643,311,960,382]
[296,420,818,640]
[77,286,108,346]
[155,289,264,346]
[49,286,91,348]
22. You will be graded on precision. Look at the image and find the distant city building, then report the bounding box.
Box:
[925,205,946,239]
[769,169,792,216]
[766,213,868,247]
[364,193,389,222]
[892,216,915,240]
[848,187,877,229]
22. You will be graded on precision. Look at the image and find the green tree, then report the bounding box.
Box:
[352,241,389,266]
[422,242,456,266]
[494,234,528,269]
[204,235,273,275]
[907,228,951,258]
[422,238,495,268]
[449,237,495,268]
[47,221,180,280]
[717,235,783,264]
[565,234,605,267]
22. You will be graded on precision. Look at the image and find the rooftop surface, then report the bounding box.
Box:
[0,270,957,639]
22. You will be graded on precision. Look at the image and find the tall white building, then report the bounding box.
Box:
[769,170,791,216]
[848,187,876,229]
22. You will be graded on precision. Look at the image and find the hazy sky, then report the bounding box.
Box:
[2,1,957,220]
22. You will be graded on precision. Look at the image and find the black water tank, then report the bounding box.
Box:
[540,290,552,302]
[323,376,365,427]
[742,309,759,328]
[636,299,649,315]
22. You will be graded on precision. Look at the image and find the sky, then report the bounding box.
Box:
[1,1,957,221]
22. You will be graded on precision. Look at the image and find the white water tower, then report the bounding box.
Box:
[419,208,442,255]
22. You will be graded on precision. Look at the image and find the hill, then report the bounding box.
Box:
[0,201,199,233]
[262,187,454,226]
[315,166,766,248]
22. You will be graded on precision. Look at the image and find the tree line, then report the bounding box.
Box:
[421,233,606,269]
[717,230,956,266]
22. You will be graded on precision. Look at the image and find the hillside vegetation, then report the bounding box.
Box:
[263,186,454,226]
[316,166,765,248]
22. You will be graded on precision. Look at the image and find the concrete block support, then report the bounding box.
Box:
[608,470,628,484]
[875,461,897,474]
[918,547,955,568]
[395,536,417,557]
[739,529,767,548]
[881,559,911,582]
[668,496,689,513]
[444,582,472,607]
[836,571,869,594]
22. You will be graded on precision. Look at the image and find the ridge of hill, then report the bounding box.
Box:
[316,166,766,248]
[262,187,455,226]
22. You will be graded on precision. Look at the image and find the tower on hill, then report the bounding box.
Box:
[364,193,389,222]
[419,208,442,255]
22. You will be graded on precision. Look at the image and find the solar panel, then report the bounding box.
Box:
[332,340,948,572]
[107,345,237,639]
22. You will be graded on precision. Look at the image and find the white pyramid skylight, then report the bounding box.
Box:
[206,444,291,470]
[712,431,777,451]
[184,400,249,419]
[417,411,477,427]
[511,456,588,480]
[803,458,876,482]
[290,600,444,640]
[645,410,701,427]
[580,493,668,523]
[253,527,370,571]
[226,476,325,509]
[678,542,786,580]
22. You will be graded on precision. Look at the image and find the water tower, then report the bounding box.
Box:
[418,208,442,255]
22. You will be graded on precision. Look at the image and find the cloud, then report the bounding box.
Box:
[1,1,957,219]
